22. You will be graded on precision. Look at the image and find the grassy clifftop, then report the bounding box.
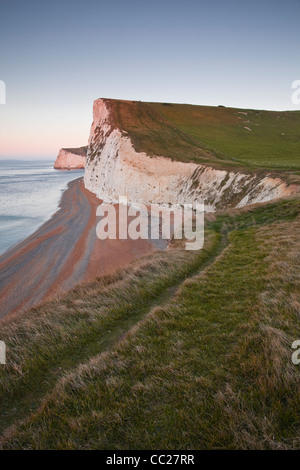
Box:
[102,98,216,166]
[101,99,300,174]
[149,102,300,170]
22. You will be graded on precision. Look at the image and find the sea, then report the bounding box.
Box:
[0,160,84,256]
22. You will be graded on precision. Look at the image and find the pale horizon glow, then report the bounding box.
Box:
[1,0,300,159]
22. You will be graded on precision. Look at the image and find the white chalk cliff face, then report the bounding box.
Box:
[54,146,87,170]
[84,99,297,211]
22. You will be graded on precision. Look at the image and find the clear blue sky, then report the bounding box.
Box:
[0,0,299,158]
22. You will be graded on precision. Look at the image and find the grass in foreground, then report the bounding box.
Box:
[0,230,221,437]
[0,197,300,449]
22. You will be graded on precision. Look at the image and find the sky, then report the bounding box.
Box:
[0,0,299,159]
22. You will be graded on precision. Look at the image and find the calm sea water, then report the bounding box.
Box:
[0,160,84,255]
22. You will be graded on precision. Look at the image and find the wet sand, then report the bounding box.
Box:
[0,178,156,320]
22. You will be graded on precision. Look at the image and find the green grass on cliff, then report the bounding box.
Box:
[1,197,300,449]
[104,99,216,166]
[103,98,300,174]
[149,102,300,171]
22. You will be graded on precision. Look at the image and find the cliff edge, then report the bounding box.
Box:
[54,146,87,170]
[84,99,298,211]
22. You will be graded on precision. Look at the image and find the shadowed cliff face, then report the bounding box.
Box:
[54,146,87,169]
[84,99,299,211]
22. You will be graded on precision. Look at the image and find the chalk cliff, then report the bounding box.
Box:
[84,99,298,211]
[54,146,87,170]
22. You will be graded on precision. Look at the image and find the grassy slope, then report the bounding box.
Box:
[103,99,217,166]
[149,103,300,171]
[102,99,300,173]
[1,198,300,449]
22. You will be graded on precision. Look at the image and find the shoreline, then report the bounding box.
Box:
[0,162,84,257]
[0,178,156,321]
